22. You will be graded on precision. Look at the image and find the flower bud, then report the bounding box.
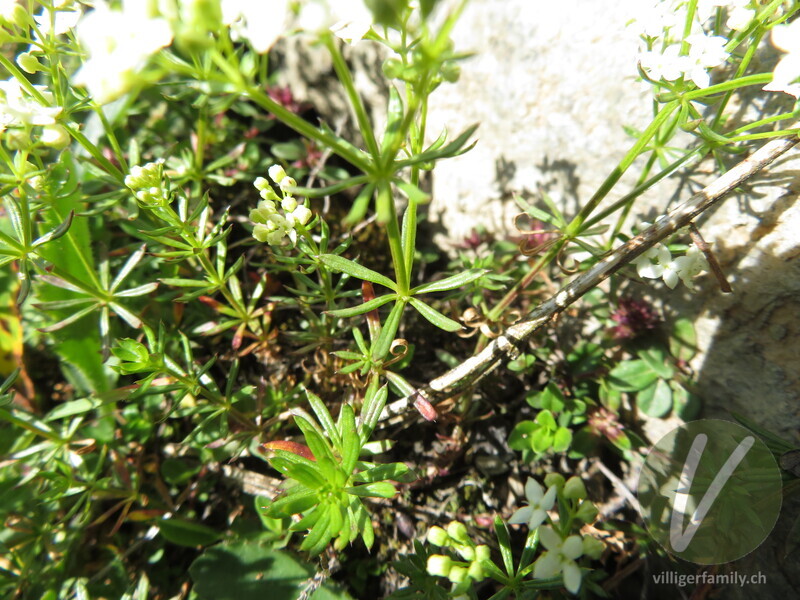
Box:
[427,526,449,546]
[279,176,296,192]
[544,473,565,490]
[563,476,587,500]
[454,544,475,561]
[268,164,286,183]
[281,196,298,212]
[475,544,491,562]
[426,554,452,577]
[41,124,70,149]
[253,223,270,243]
[17,51,42,74]
[446,521,470,545]
[448,566,467,583]
[467,560,485,581]
[290,205,312,226]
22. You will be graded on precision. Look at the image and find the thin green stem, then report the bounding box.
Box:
[210,51,371,173]
[324,34,381,163]
[683,73,772,100]
[566,100,679,237]
[586,147,704,233]
[378,181,409,294]
[487,101,678,324]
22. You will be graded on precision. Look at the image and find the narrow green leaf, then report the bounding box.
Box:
[395,123,479,168]
[344,182,375,225]
[354,462,413,484]
[110,245,147,292]
[318,254,396,290]
[360,383,388,442]
[110,302,143,329]
[339,404,360,475]
[38,303,97,332]
[32,210,74,247]
[380,85,404,155]
[371,300,405,360]
[293,415,336,464]
[327,294,396,318]
[345,481,397,498]
[269,457,327,489]
[300,506,333,555]
[267,488,318,517]
[395,180,430,205]
[304,389,342,450]
[493,516,515,576]
[408,297,461,332]
[412,269,488,294]
[115,282,159,298]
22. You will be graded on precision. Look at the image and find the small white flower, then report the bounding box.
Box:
[508,478,557,530]
[251,168,313,246]
[685,34,729,88]
[297,0,372,44]
[634,1,683,38]
[639,45,690,82]
[634,243,707,289]
[533,526,584,594]
[330,17,371,45]
[73,1,173,105]
[763,19,800,99]
[278,176,297,193]
[0,78,61,128]
[726,6,754,31]
[33,6,81,38]
[660,245,708,289]
[634,244,671,280]
[426,554,453,577]
[222,0,289,54]
[281,196,298,212]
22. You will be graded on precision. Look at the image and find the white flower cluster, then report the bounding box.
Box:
[634,1,757,89]
[506,478,603,594]
[73,1,173,106]
[250,165,313,246]
[634,244,708,290]
[124,161,168,206]
[763,19,800,99]
[0,78,68,149]
[636,0,768,88]
[66,0,371,106]
[639,33,729,88]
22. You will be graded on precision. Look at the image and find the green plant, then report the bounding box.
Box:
[259,383,415,554]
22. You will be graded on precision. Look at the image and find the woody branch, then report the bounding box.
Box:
[381,131,800,425]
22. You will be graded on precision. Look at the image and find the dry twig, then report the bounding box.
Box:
[381,132,800,424]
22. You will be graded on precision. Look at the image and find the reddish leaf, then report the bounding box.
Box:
[262,440,316,461]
